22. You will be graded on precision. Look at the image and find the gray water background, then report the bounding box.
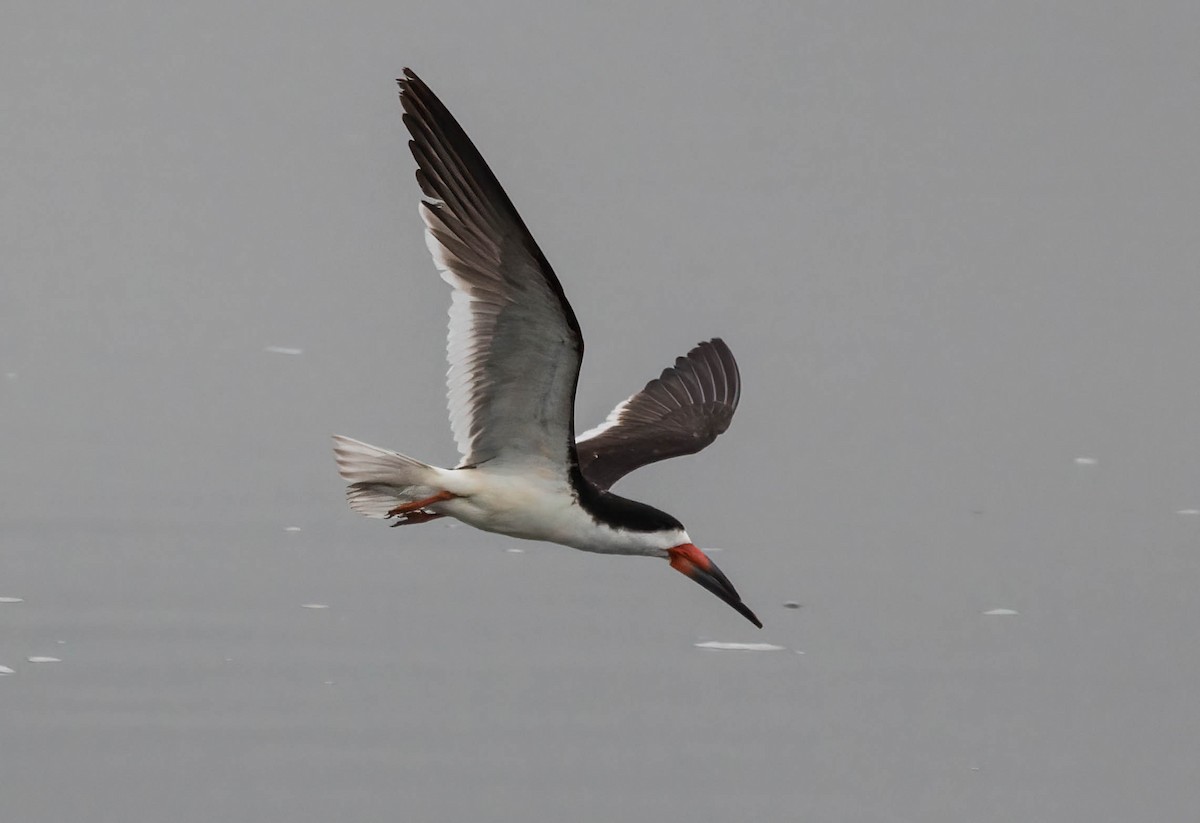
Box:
[3,3,1200,821]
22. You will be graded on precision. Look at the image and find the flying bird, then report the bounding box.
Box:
[333,69,760,628]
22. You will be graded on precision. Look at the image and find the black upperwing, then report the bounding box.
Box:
[575,339,741,491]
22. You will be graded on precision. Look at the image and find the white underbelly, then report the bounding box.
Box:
[431,467,679,556]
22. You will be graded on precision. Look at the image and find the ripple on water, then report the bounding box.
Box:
[694,641,786,652]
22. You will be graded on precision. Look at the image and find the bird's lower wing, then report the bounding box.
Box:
[400,69,584,472]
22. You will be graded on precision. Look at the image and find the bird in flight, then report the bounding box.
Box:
[334,69,760,628]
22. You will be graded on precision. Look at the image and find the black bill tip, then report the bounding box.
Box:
[669,544,763,629]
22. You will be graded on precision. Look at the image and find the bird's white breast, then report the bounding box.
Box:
[433,465,686,557]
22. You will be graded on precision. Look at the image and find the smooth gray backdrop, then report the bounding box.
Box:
[3,2,1199,821]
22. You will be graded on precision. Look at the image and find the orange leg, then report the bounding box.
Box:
[386,490,459,519]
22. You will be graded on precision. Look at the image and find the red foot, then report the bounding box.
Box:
[386,490,459,518]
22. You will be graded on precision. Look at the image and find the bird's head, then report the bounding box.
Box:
[667,543,762,628]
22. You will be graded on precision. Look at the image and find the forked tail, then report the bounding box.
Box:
[331,435,443,520]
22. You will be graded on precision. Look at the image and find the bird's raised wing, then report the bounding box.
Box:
[400,69,584,471]
[575,339,741,490]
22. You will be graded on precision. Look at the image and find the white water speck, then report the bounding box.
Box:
[300,603,330,610]
[27,657,61,664]
[1074,457,1098,466]
[0,597,23,604]
[4,372,16,380]
[283,526,302,532]
[1175,509,1200,516]
[264,345,303,356]
[504,548,525,554]
[694,641,786,652]
[984,608,1019,616]
[0,666,14,675]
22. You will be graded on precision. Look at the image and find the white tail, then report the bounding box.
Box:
[332,435,440,518]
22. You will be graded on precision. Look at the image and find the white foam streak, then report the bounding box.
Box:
[694,641,786,652]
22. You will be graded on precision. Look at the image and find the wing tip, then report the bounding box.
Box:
[397,66,421,90]
[689,337,740,410]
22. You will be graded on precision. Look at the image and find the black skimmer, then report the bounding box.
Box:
[333,69,760,628]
